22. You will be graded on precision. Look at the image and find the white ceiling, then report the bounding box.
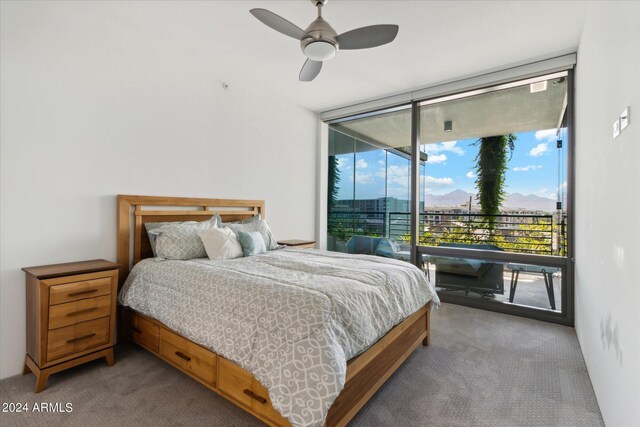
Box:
[50,1,588,113]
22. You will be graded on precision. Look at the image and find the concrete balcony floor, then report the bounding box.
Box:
[430,266,562,312]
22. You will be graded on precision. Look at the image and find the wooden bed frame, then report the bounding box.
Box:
[117,195,431,427]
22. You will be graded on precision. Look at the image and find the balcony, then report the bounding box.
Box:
[328,211,567,256]
[328,211,566,312]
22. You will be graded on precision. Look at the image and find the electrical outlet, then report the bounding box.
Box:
[620,107,630,131]
[613,118,620,138]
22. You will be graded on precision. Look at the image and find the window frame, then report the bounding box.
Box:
[322,62,575,326]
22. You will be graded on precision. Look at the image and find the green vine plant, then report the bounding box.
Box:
[327,155,341,237]
[473,135,516,232]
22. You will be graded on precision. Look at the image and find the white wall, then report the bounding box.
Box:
[575,2,640,426]
[0,2,318,379]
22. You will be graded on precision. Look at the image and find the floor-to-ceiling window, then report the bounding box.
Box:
[327,106,421,260]
[418,72,569,315]
[325,68,574,324]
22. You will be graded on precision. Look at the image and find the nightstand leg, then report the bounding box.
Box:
[23,356,32,375]
[105,347,115,366]
[35,371,49,393]
[24,355,48,393]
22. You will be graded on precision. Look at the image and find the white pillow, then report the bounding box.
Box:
[198,227,243,260]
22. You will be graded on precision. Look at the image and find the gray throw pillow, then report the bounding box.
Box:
[224,219,279,250]
[145,221,175,256]
[220,213,260,225]
[148,217,219,260]
[237,230,267,256]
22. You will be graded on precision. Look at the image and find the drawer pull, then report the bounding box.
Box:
[132,327,142,334]
[175,351,191,362]
[243,389,267,404]
[67,307,98,316]
[66,333,96,344]
[67,289,98,297]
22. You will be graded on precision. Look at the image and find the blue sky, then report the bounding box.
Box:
[336,128,568,201]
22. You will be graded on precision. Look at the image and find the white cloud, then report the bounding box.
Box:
[513,165,542,172]
[422,144,439,154]
[356,159,368,169]
[377,160,385,167]
[422,175,454,191]
[377,164,454,193]
[387,186,409,198]
[337,157,351,169]
[355,172,373,184]
[440,141,464,155]
[383,165,410,185]
[466,171,476,179]
[535,129,557,142]
[422,140,464,156]
[427,154,447,164]
[529,143,549,157]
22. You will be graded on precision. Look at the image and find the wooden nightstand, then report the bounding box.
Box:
[277,239,316,249]
[22,259,119,392]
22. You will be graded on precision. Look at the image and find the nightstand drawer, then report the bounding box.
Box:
[49,277,112,305]
[47,317,110,362]
[48,295,112,330]
[160,329,216,386]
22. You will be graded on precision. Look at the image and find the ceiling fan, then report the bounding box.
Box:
[250,0,399,82]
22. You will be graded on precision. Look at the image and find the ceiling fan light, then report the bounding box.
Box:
[304,41,336,61]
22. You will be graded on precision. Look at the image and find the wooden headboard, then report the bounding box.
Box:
[117,195,265,284]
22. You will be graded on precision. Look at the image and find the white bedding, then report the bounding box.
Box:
[118,248,439,427]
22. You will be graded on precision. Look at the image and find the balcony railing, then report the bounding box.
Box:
[328,211,567,256]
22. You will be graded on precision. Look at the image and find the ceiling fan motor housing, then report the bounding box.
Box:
[301,16,338,61]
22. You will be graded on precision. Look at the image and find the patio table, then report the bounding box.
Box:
[506,263,560,310]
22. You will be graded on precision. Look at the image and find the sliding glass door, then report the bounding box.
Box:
[326,70,574,325]
[327,106,420,261]
[417,71,570,319]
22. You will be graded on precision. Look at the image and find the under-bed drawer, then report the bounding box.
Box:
[120,309,160,353]
[159,329,216,386]
[218,357,288,425]
[218,357,254,407]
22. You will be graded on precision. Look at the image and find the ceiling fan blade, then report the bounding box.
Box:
[337,24,399,50]
[250,9,308,40]
[299,59,323,82]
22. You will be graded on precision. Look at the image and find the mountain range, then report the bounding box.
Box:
[425,189,559,212]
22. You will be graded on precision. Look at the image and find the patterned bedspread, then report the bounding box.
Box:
[118,248,439,427]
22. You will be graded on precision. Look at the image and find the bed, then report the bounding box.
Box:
[116,195,438,427]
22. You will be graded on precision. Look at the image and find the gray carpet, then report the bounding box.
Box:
[0,304,603,427]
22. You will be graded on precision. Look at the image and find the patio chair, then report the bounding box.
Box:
[346,236,431,277]
[432,243,505,296]
[345,235,383,255]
